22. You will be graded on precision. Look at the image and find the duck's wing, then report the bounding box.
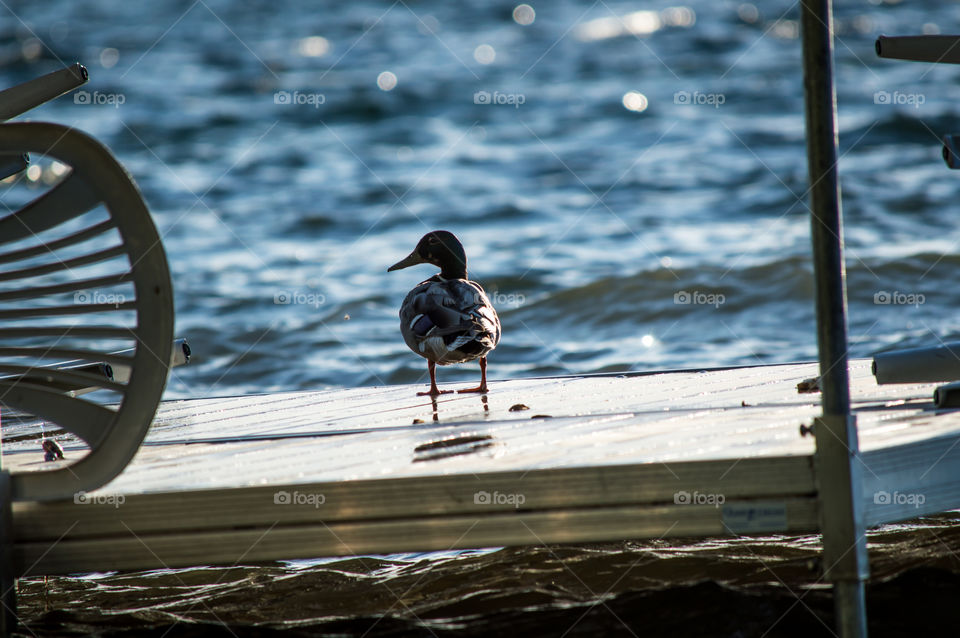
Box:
[399,277,501,364]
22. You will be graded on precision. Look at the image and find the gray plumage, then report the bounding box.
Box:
[399,275,501,365]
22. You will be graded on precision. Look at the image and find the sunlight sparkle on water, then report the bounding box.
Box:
[99,47,119,68]
[622,91,648,112]
[474,44,495,65]
[513,4,535,26]
[377,71,397,91]
[297,36,330,57]
[577,7,694,41]
[661,7,695,27]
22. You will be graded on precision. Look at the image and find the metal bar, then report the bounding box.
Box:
[0,339,185,398]
[0,347,133,367]
[0,471,15,636]
[0,302,138,320]
[934,381,960,408]
[834,582,868,637]
[802,5,852,418]
[0,365,126,393]
[0,326,134,340]
[875,35,960,64]
[0,272,132,303]
[800,1,868,637]
[0,244,126,283]
[873,342,960,384]
[0,219,115,266]
[0,63,88,121]
[0,170,101,246]
[108,337,190,383]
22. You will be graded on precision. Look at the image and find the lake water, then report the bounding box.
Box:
[3,0,960,635]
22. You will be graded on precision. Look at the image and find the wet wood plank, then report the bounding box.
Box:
[9,359,960,576]
[3,359,954,493]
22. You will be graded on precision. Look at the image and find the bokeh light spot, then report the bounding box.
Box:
[513,4,536,26]
[622,91,648,112]
[377,71,397,91]
[297,36,330,57]
[100,47,119,69]
[474,44,496,65]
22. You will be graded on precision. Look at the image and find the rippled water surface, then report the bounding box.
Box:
[6,0,960,396]
[17,512,960,637]
[3,0,960,635]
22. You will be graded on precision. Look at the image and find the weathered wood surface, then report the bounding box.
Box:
[7,359,960,576]
[2,359,951,493]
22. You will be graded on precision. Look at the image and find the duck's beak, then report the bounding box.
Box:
[387,250,424,272]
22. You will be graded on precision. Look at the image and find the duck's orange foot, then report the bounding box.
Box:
[457,385,488,394]
[418,388,453,397]
[457,357,490,394]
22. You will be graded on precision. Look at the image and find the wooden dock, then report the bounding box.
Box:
[6,359,960,577]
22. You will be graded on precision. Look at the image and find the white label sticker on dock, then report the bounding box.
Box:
[721,503,788,533]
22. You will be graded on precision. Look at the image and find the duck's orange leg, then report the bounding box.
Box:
[457,357,489,394]
[418,360,453,397]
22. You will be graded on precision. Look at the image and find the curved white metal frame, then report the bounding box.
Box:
[0,122,173,502]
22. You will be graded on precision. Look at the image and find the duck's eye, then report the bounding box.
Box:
[427,236,440,245]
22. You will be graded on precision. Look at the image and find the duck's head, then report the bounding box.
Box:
[388,230,467,279]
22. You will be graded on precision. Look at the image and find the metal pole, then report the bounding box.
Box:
[0,471,15,637]
[799,1,869,637]
[802,0,851,420]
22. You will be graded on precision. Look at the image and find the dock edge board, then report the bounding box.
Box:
[861,430,960,527]
[14,456,816,541]
[13,456,819,575]
[13,430,960,576]
[15,498,821,576]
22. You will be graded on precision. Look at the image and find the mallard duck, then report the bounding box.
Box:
[42,438,64,462]
[388,230,501,396]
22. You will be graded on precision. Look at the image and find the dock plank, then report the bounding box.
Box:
[6,360,943,491]
[6,359,960,576]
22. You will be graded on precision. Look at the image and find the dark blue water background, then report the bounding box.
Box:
[3,0,960,635]
[7,0,960,399]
